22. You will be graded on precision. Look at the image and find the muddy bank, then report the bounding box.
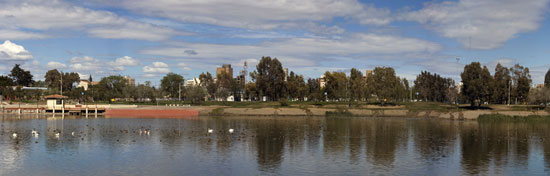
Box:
[199,107,550,120]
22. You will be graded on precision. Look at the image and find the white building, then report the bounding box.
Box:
[185,77,201,87]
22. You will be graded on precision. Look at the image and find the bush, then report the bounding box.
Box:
[279,99,289,106]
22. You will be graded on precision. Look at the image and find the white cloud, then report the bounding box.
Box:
[46,61,67,69]
[0,29,48,40]
[177,62,191,71]
[69,56,103,71]
[141,33,441,68]
[0,40,33,61]
[402,0,550,49]
[109,56,139,71]
[97,0,392,31]
[143,62,171,76]
[0,0,180,41]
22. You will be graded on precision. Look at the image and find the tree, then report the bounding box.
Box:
[44,69,80,93]
[414,71,454,102]
[349,68,365,101]
[307,78,323,101]
[95,75,127,101]
[511,64,531,104]
[371,67,404,102]
[461,62,492,107]
[324,71,348,100]
[286,71,308,101]
[545,69,550,88]
[245,82,259,101]
[250,56,286,101]
[492,64,511,104]
[199,72,216,100]
[216,71,234,101]
[0,76,14,99]
[160,73,184,99]
[186,86,207,104]
[9,64,33,86]
[0,75,14,87]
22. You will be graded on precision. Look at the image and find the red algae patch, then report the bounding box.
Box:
[105,109,199,118]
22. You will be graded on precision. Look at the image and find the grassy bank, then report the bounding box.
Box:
[478,114,550,122]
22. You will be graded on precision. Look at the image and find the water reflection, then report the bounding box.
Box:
[1,115,550,175]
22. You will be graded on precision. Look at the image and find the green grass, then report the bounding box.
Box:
[478,114,550,122]
[209,108,225,116]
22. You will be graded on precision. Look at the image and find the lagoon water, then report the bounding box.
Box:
[1,115,550,175]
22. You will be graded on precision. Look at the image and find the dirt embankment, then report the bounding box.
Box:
[198,107,550,120]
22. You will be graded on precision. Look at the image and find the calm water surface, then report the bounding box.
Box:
[1,115,550,175]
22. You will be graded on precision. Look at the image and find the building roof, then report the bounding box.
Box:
[44,94,68,99]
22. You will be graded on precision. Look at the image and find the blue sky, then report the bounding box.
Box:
[0,0,549,85]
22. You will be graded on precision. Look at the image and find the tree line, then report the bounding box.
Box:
[1,59,550,107]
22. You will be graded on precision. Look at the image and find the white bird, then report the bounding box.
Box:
[31,130,37,135]
[12,132,17,138]
[228,129,234,134]
[71,132,75,136]
[208,129,213,134]
[55,132,60,138]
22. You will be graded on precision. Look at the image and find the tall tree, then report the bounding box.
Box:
[95,75,127,101]
[307,78,322,101]
[0,75,14,87]
[510,64,531,104]
[461,62,492,107]
[371,67,404,101]
[349,68,365,101]
[324,71,348,100]
[216,71,234,101]
[250,56,286,101]
[9,64,33,86]
[160,73,185,98]
[199,72,216,100]
[492,64,511,104]
[545,69,550,88]
[286,71,308,100]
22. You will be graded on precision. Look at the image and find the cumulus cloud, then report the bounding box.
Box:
[109,56,139,71]
[0,0,181,41]
[95,0,392,31]
[402,0,550,49]
[0,40,33,61]
[46,61,67,69]
[69,56,103,71]
[143,62,171,77]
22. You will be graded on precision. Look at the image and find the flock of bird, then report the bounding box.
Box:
[9,128,236,140]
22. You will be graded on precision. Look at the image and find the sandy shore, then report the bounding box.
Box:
[2,103,548,120]
[197,107,550,120]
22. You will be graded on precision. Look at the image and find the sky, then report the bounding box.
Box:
[0,0,549,86]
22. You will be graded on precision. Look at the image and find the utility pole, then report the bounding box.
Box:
[508,79,511,106]
[178,82,182,101]
[60,71,63,96]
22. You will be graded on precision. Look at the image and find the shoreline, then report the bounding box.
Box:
[2,104,549,120]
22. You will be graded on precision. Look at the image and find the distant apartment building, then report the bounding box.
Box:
[124,76,135,87]
[185,77,201,87]
[216,64,233,78]
[536,84,545,89]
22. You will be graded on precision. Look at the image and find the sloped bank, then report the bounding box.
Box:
[199,107,550,120]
